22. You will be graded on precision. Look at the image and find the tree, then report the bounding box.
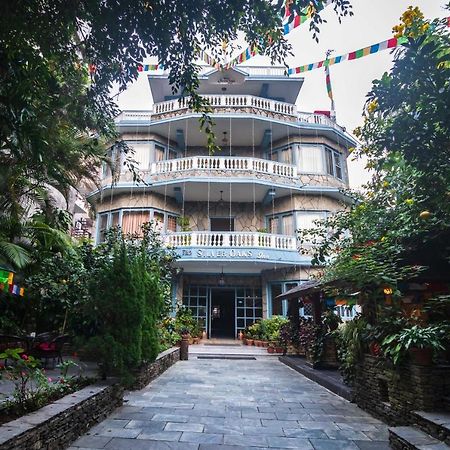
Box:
[0,0,352,269]
[300,6,450,298]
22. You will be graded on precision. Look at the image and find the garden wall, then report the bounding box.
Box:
[354,355,450,425]
[0,381,123,450]
[131,346,180,390]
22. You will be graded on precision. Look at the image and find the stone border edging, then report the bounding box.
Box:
[131,346,180,390]
[279,355,354,402]
[0,381,123,450]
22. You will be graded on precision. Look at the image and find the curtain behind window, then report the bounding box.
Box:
[299,146,323,173]
[121,211,150,235]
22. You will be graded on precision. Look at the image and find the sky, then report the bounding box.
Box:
[118,0,447,188]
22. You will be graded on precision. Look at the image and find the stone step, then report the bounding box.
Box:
[412,410,450,445]
[389,425,449,449]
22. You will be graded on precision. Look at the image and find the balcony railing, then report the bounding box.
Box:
[164,231,297,251]
[151,156,297,178]
[115,107,346,134]
[154,94,297,117]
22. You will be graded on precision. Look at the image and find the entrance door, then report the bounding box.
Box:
[210,289,235,338]
[210,217,234,232]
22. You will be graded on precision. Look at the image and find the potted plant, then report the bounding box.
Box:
[382,325,445,366]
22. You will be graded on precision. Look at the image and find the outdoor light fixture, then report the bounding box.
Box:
[218,267,226,286]
[383,287,393,295]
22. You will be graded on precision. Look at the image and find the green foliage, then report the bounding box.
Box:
[259,316,289,342]
[300,8,450,298]
[77,226,177,383]
[381,325,445,366]
[335,316,367,385]
[0,349,89,416]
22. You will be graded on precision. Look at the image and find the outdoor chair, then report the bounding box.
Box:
[0,334,27,365]
[31,334,71,368]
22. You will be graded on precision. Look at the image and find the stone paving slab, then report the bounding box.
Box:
[71,356,389,449]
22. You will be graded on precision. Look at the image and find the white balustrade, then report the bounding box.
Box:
[298,111,345,132]
[164,232,297,251]
[153,94,297,116]
[151,156,297,178]
[115,110,153,122]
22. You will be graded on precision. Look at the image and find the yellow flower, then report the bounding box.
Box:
[382,181,389,188]
[381,236,387,242]
[405,198,414,205]
[367,100,378,114]
[348,147,355,154]
[353,126,362,137]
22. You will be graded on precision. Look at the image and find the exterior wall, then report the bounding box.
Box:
[96,192,180,215]
[184,201,264,232]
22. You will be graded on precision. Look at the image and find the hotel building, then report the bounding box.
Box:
[88,65,357,338]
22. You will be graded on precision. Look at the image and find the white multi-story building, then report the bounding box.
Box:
[88,65,357,338]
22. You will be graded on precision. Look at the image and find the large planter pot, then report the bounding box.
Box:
[409,347,433,366]
[275,347,284,353]
[242,338,247,345]
[267,347,275,354]
[261,341,269,348]
[246,339,254,346]
[255,340,262,347]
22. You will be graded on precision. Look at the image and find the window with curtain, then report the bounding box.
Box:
[268,216,279,234]
[281,147,292,164]
[121,210,150,235]
[282,214,294,236]
[111,212,120,228]
[154,144,165,162]
[296,211,327,231]
[131,143,151,170]
[299,145,324,173]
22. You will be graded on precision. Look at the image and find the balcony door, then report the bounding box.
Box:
[210,217,234,232]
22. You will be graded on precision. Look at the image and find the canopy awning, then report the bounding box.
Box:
[275,280,323,301]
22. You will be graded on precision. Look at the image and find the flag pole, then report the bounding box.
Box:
[325,49,336,121]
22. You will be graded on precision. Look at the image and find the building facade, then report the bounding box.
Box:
[88,66,357,338]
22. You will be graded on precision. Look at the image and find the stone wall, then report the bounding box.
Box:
[0,382,123,450]
[354,355,450,425]
[131,347,180,391]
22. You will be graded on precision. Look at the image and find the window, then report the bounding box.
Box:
[271,284,283,316]
[267,214,294,235]
[154,144,165,162]
[153,211,164,232]
[102,146,121,179]
[98,214,108,243]
[269,281,303,317]
[299,145,324,173]
[325,148,344,180]
[131,142,151,170]
[167,215,177,232]
[296,211,327,231]
[111,211,120,228]
[122,210,150,235]
[268,216,279,234]
[236,288,263,332]
[282,215,294,236]
[210,217,234,232]
[182,286,207,328]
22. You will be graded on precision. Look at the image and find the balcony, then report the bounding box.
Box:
[153,94,297,120]
[163,231,312,272]
[164,231,297,250]
[115,104,346,135]
[151,155,297,179]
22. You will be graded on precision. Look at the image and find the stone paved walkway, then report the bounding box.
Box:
[70,357,390,450]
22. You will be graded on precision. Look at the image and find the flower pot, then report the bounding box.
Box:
[275,347,284,353]
[369,342,381,357]
[242,338,247,345]
[261,341,269,348]
[246,339,254,346]
[409,347,433,366]
[193,337,200,344]
[267,347,275,354]
[255,340,261,347]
